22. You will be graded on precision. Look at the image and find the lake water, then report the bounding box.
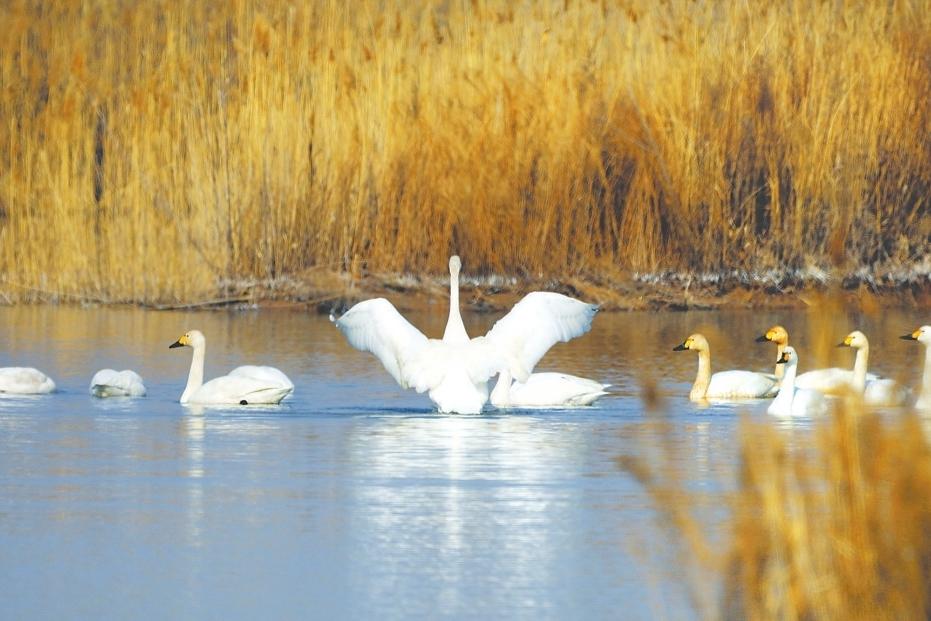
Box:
[0,303,927,620]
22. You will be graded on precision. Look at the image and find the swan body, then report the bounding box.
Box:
[837,330,909,406]
[0,367,56,394]
[169,330,294,405]
[332,290,598,414]
[491,371,610,408]
[767,346,828,417]
[901,326,931,410]
[794,368,878,394]
[674,333,779,401]
[442,255,608,408]
[89,369,146,398]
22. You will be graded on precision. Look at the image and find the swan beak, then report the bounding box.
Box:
[755,334,770,343]
[672,341,688,351]
[837,335,853,347]
[169,334,189,349]
[776,352,790,364]
[901,331,919,341]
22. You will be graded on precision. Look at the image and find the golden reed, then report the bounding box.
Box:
[1,0,929,303]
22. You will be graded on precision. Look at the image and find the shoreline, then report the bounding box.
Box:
[3,268,929,313]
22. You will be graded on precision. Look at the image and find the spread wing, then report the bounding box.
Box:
[332,298,430,389]
[484,292,598,381]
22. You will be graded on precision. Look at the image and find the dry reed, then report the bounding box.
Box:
[1,0,929,303]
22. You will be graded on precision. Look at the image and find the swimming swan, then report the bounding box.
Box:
[901,326,931,411]
[331,290,598,414]
[674,333,779,401]
[767,346,827,417]
[169,330,294,405]
[0,367,55,394]
[442,255,608,408]
[89,369,146,398]
[837,331,909,406]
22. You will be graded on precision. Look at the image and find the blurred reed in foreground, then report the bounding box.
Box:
[1,0,929,303]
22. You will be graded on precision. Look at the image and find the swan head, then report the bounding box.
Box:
[901,326,931,345]
[756,325,788,345]
[449,255,462,277]
[838,330,868,349]
[169,329,205,350]
[673,333,709,352]
[776,345,799,366]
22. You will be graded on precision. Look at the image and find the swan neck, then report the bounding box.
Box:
[490,369,511,407]
[774,343,786,380]
[919,344,931,408]
[690,349,711,401]
[442,268,470,344]
[181,342,205,403]
[771,361,797,411]
[852,345,869,392]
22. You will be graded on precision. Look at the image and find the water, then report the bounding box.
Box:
[0,304,926,620]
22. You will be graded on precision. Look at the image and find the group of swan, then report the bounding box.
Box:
[332,256,607,414]
[673,324,930,416]
[1,329,294,406]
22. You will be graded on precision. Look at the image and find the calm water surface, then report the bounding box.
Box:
[0,304,926,620]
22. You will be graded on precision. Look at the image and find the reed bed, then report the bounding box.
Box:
[1,0,929,303]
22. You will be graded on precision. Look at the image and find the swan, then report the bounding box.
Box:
[767,346,828,417]
[673,333,779,401]
[169,330,294,405]
[442,255,609,408]
[0,367,55,394]
[89,369,146,398]
[331,290,598,414]
[837,331,909,406]
[755,325,789,380]
[901,326,931,410]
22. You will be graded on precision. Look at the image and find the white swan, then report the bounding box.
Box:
[89,369,146,398]
[169,330,294,405]
[442,255,608,408]
[0,367,55,394]
[767,346,827,417]
[674,333,779,401]
[755,325,789,380]
[837,330,909,406]
[331,291,598,414]
[901,326,931,410]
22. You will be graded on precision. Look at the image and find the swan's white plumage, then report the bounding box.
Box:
[902,326,931,410]
[0,367,55,394]
[90,369,146,398]
[863,378,909,406]
[332,290,597,414]
[767,346,827,417]
[794,368,878,393]
[495,372,610,408]
[706,370,779,399]
[484,292,598,382]
[170,330,293,405]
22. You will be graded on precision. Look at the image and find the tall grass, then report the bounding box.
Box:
[1,0,929,303]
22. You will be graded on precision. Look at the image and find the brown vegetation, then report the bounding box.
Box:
[1,0,929,304]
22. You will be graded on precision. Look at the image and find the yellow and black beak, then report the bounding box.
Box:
[837,335,853,347]
[169,335,188,349]
[901,330,920,341]
[673,340,689,351]
[776,351,790,364]
[755,334,770,343]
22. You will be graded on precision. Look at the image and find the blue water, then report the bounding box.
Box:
[0,305,925,620]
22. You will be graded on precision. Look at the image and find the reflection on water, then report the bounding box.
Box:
[0,305,927,620]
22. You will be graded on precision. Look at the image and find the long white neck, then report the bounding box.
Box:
[181,343,205,403]
[690,349,711,401]
[851,345,870,392]
[918,344,931,410]
[490,369,512,407]
[774,343,786,380]
[443,265,470,344]
[770,361,797,413]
